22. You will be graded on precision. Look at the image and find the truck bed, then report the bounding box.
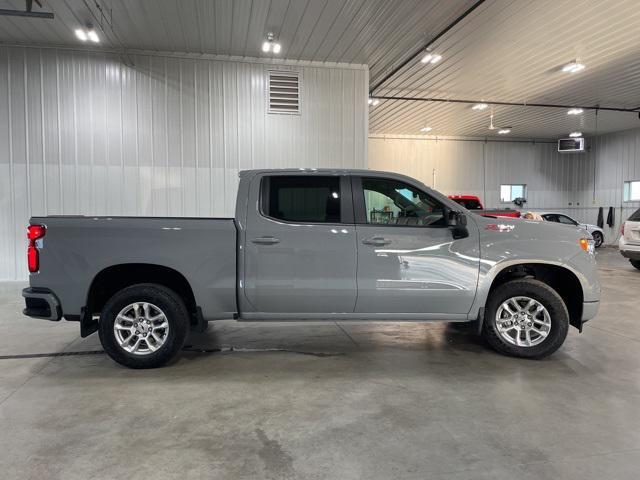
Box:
[29,216,238,321]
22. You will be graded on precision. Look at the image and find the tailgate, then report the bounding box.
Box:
[624,220,640,245]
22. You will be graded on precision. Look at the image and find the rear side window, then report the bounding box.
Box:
[630,208,640,221]
[263,176,341,223]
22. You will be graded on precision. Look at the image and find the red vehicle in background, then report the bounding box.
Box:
[448,195,521,218]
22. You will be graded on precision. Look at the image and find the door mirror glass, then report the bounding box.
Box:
[448,210,467,227]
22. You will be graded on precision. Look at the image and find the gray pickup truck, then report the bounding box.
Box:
[23,169,600,368]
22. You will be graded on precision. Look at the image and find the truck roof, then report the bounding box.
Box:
[238,168,421,184]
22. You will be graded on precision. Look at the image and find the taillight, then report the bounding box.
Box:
[621,223,625,236]
[27,224,46,273]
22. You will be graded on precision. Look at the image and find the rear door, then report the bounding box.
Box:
[352,176,480,316]
[242,174,357,315]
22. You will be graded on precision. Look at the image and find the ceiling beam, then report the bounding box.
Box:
[371,96,640,114]
[369,0,486,95]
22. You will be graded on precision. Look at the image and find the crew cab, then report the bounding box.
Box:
[448,195,521,218]
[23,169,600,368]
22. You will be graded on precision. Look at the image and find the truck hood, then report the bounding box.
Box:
[472,214,588,244]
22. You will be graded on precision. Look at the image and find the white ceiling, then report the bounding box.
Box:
[1,0,640,139]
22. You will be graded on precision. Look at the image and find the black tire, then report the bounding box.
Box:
[482,279,569,359]
[99,284,189,369]
[592,231,603,248]
[630,260,640,271]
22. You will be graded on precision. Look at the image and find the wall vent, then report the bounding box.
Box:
[268,71,301,114]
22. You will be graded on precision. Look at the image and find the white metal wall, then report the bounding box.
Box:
[370,132,640,245]
[0,46,368,280]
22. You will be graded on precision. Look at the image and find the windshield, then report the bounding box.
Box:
[451,198,482,210]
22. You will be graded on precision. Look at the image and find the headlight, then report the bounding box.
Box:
[579,237,595,255]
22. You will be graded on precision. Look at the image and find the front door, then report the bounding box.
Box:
[353,176,480,316]
[243,174,357,315]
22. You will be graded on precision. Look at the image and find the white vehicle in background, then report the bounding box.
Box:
[539,212,605,248]
[619,208,640,270]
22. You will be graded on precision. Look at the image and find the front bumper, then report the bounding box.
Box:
[22,287,62,321]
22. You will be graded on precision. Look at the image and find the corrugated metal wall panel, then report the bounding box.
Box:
[369,133,640,246]
[0,46,368,280]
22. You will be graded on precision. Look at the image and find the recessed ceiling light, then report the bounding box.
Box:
[368,98,373,105]
[498,129,511,134]
[561,61,585,73]
[569,132,582,137]
[567,108,584,115]
[420,127,432,133]
[75,28,87,41]
[420,53,442,64]
[472,103,488,110]
[370,99,379,106]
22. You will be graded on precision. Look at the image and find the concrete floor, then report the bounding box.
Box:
[1,247,639,479]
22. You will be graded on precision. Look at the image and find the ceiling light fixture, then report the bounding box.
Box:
[561,61,585,73]
[420,53,442,64]
[75,24,99,43]
[567,108,584,115]
[372,99,379,106]
[498,129,511,134]
[75,28,87,41]
[569,132,582,137]
[262,32,281,54]
[87,29,99,43]
[420,127,432,133]
[472,103,488,110]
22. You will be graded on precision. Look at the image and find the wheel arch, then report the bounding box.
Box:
[82,263,198,336]
[476,261,585,331]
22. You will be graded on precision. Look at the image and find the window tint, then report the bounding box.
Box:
[629,208,640,221]
[542,214,558,222]
[362,178,446,226]
[264,176,341,223]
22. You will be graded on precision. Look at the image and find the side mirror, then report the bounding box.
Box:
[448,211,469,240]
[448,210,467,227]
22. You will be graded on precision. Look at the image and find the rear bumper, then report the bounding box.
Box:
[619,237,640,260]
[22,287,62,321]
[582,301,599,322]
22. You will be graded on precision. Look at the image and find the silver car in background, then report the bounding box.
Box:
[539,212,605,247]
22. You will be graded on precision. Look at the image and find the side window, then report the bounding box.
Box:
[361,178,446,227]
[543,214,559,223]
[557,215,577,225]
[263,176,341,223]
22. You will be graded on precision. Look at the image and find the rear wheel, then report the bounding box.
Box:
[99,284,189,368]
[630,260,640,271]
[592,231,603,248]
[483,279,569,359]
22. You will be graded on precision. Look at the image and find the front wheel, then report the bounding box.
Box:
[630,259,640,271]
[98,284,189,368]
[592,231,604,248]
[482,279,569,359]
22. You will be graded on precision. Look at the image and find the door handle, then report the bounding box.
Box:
[362,236,392,246]
[251,236,280,245]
